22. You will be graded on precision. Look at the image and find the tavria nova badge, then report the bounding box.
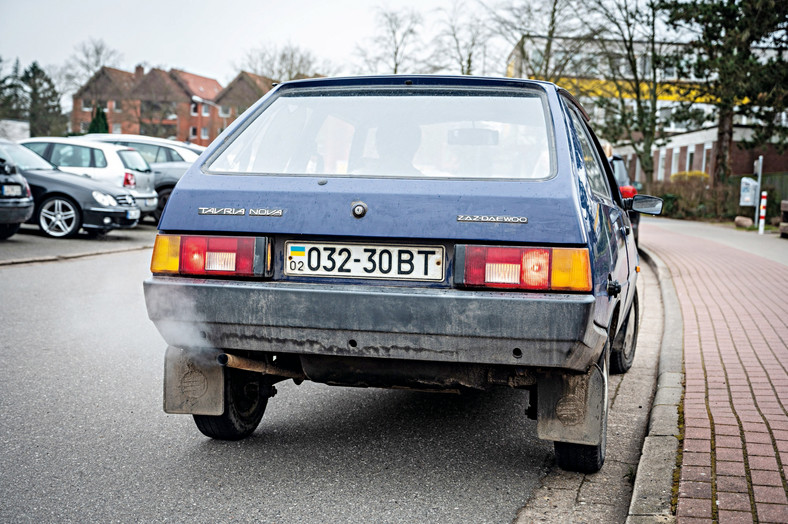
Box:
[198,207,284,217]
[457,214,528,224]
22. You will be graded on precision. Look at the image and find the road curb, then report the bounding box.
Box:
[0,244,153,266]
[626,247,683,524]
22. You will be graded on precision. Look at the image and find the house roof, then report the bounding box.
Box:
[214,71,275,104]
[74,66,137,99]
[169,69,223,100]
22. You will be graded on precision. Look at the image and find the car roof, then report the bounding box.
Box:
[277,74,557,91]
[21,136,136,153]
[83,133,205,150]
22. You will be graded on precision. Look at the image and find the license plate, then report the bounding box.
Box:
[1,184,22,197]
[127,209,141,219]
[285,242,444,281]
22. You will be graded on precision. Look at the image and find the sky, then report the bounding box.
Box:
[1,0,465,86]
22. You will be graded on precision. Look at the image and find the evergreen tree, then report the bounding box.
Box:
[88,105,109,133]
[660,0,788,184]
[21,62,65,136]
[0,58,29,120]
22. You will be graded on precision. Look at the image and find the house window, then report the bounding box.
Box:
[219,105,230,118]
[201,104,210,117]
[670,149,679,176]
[81,99,91,112]
[201,127,209,140]
[687,150,695,171]
[112,123,122,134]
[190,103,198,116]
[111,100,122,113]
[80,121,90,133]
[189,126,198,139]
[658,150,666,181]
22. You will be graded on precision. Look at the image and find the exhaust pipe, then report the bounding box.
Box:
[217,353,305,380]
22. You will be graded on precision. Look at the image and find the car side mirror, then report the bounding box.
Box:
[0,157,18,175]
[626,194,663,215]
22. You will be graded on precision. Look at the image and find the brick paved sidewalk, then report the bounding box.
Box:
[641,221,788,524]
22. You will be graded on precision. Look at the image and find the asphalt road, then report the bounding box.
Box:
[0,247,553,523]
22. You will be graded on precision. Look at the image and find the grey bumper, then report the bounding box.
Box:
[144,277,607,372]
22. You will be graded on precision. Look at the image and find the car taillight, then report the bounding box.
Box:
[458,245,592,292]
[150,234,273,277]
[620,185,637,199]
[123,171,136,188]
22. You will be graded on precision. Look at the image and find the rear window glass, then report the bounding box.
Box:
[207,88,554,179]
[118,150,150,172]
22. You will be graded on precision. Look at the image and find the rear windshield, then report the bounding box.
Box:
[207,87,555,179]
[118,149,150,172]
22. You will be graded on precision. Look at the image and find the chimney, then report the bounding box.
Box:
[134,65,144,80]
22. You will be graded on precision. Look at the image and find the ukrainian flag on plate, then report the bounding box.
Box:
[290,246,305,257]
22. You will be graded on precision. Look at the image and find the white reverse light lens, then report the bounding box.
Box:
[92,191,118,207]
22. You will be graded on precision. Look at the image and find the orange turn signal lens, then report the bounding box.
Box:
[550,248,592,292]
[150,234,181,274]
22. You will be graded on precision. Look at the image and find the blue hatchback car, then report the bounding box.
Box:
[144,76,662,472]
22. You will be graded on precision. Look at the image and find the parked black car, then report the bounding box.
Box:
[0,156,35,240]
[0,139,141,238]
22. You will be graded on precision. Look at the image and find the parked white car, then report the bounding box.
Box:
[20,137,159,215]
[81,134,205,164]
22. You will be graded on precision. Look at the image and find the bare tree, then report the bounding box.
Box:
[59,38,123,94]
[432,1,489,75]
[484,0,598,82]
[237,43,333,81]
[356,8,424,74]
[586,0,675,191]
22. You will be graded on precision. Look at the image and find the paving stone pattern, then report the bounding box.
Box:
[641,222,788,524]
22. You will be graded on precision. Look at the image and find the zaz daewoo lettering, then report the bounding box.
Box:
[144,75,662,473]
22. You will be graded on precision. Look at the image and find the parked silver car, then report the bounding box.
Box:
[20,137,158,215]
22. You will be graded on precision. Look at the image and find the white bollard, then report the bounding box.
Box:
[758,191,767,235]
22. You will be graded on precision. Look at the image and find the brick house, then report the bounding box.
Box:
[213,71,276,127]
[72,66,140,135]
[71,66,223,146]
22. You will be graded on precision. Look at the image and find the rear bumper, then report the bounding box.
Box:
[144,277,606,372]
[0,199,34,224]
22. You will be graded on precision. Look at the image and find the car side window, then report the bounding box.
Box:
[51,144,91,167]
[25,142,48,157]
[568,109,612,201]
[164,147,183,162]
[124,142,159,164]
[92,149,108,168]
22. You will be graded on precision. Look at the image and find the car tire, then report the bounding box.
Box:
[153,187,172,224]
[38,196,82,238]
[610,292,639,374]
[193,367,270,440]
[554,345,609,473]
[0,223,21,240]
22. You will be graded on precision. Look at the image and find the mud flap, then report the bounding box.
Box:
[163,345,224,415]
[536,362,606,446]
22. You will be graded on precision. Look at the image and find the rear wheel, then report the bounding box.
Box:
[193,367,270,440]
[610,292,639,374]
[153,187,172,224]
[554,345,609,473]
[38,196,81,238]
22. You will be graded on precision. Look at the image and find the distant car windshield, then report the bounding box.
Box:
[118,150,150,172]
[0,143,55,170]
[207,87,555,179]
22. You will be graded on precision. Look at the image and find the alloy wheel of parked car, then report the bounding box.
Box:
[610,292,639,374]
[38,196,81,238]
[193,367,270,440]
[553,344,609,473]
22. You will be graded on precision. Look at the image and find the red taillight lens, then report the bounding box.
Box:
[123,171,136,188]
[180,236,256,276]
[620,185,637,199]
[151,234,269,278]
[460,245,591,292]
